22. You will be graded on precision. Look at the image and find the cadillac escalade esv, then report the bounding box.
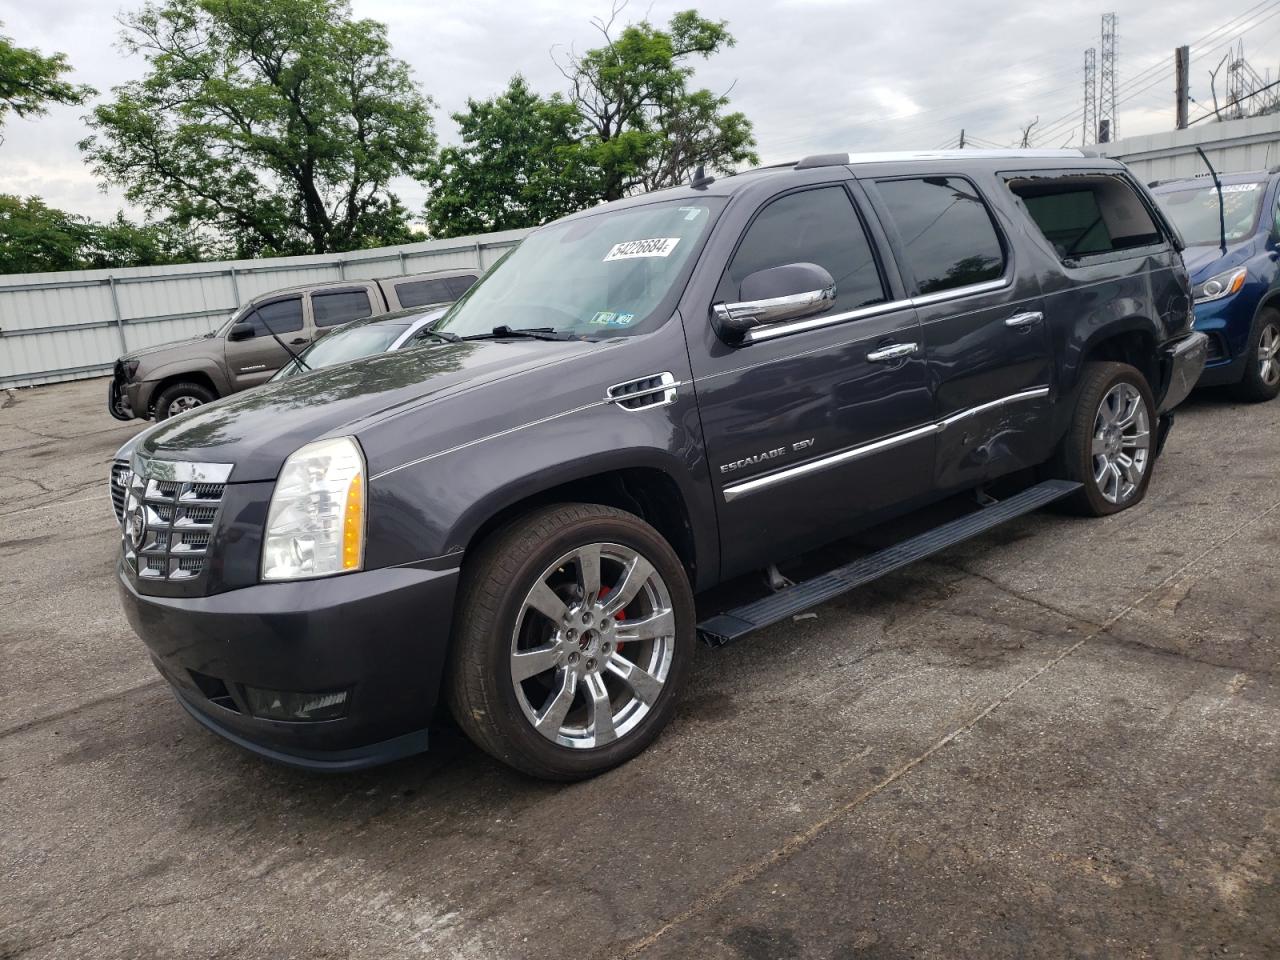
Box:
[112,150,1206,780]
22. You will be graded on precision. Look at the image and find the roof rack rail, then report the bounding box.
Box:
[796,153,850,170]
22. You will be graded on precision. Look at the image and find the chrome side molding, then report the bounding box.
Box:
[721,386,1051,502]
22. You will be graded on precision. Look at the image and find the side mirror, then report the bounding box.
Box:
[712,262,836,339]
[228,322,256,342]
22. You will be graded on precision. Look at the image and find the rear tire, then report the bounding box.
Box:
[1054,361,1156,517]
[446,503,694,781]
[1230,307,1280,403]
[153,381,216,420]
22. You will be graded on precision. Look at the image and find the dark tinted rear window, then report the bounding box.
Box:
[1010,175,1164,259]
[875,177,1005,295]
[312,289,374,327]
[395,274,478,308]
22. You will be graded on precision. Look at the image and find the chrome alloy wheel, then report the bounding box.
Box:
[510,542,675,749]
[167,395,204,416]
[1258,322,1280,388]
[1091,381,1151,505]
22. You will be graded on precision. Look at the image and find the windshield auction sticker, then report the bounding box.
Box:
[603,238,680,261]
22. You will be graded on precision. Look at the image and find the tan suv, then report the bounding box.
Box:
[108,268,480,421]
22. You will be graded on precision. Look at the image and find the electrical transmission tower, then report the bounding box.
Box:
[1099,13,1118,142]
[1222,40,1280,119]
[1082,48,1097,145]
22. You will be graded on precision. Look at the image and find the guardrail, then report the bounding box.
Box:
[0,228,531,388]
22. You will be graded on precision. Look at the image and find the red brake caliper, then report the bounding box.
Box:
[597,585,627,652]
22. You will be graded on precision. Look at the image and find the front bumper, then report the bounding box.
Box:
[1158,331,1209,413]
[119,562,460,771]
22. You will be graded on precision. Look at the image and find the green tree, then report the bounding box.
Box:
[0,23,93,130]
[0,195,216,274]
[81,0,435,257]
[557,5,757,201]
[423,76,602,238]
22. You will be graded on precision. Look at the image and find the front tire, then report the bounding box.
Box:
[446,503,694,781]
[153,381,216,420]
[1055,361,1156,517]
[1230,307,1280,403]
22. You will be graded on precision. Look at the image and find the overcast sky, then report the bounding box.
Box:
[0,0,1273,222]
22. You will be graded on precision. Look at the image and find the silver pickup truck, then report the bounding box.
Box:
[108,267,480,421]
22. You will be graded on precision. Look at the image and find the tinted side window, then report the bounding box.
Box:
[447,274,478,298]
[718,186,885,312]
[395,277,454,308]
[312,289,374,327]
[243,297,304,336]
[875,177,1005,295]
[1010,175,1163,259]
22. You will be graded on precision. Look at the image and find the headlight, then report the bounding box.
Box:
[1193,266,1247,303]
[262,436,366,581]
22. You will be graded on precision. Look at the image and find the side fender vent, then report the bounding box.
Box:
[605,372,679,411]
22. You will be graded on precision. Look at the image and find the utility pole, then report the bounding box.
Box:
[1175,44,1190,129]
[1099,13,1118,142]
[1083,48,1097,145]
[958,129,966,149]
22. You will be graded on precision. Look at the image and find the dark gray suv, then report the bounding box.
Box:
[112,150,1206,780]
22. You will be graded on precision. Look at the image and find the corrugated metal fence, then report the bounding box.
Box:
[1098,113,1280,184]
[0,227,531,388]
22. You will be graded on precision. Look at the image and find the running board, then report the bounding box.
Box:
[697,479,1081,647]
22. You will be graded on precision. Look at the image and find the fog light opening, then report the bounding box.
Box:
[243,686,351,722]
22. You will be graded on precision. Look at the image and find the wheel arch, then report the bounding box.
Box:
[453,452,712,591]
[144,367,224,416]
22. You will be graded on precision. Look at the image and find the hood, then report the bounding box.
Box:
[122,332,220,363]
[1181,240,1256,281]
[138,338,598,481]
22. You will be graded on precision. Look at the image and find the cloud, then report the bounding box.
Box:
[0,0,1234,222]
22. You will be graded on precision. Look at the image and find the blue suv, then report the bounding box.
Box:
[1152,170,1280,402]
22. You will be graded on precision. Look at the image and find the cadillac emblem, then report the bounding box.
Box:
[126,502,147,550]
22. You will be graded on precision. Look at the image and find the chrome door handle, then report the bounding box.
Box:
[1005,311,1043,328]
[866,342,918,363]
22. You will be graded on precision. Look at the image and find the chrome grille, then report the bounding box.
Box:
[110,459,130,520]
[119,462,229,582]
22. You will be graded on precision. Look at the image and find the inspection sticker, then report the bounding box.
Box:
[589,311,636,327]
[603,237,680,261]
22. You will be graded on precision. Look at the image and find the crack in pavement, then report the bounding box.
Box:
[609,495,1280,959]
[927,556,1106,630]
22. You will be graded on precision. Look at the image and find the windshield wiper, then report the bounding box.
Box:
[416,329,461,343]
[462,325,576,342]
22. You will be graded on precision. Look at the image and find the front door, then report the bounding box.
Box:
[689,182,935,579]
[867,174,1055,490]
[224,294,310,390]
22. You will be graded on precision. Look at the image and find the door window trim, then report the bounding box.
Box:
[716,182,894,345]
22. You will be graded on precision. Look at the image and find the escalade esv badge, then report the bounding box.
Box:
[719,438,815,474]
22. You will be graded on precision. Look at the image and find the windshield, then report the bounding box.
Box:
[1154,182,1266,246]
[270,322,410,382]
[436,197,725,339]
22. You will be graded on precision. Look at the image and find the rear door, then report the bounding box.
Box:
[224,295,308,390]
[865,173,1054,491]
[688,179,934,578]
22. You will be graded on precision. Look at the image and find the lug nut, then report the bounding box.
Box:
[582,612,592,625]
[568,652,580,665]
[566,629,578,641]
[601,642,612,654]
[586,657,597,670]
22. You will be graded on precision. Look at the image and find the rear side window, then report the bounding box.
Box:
[1009,175,1163,260]
[874,177,1005,295]
[312,289,374,327]
[718,186,886,312]
[242,297,303,336]
[395,274,478,308]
